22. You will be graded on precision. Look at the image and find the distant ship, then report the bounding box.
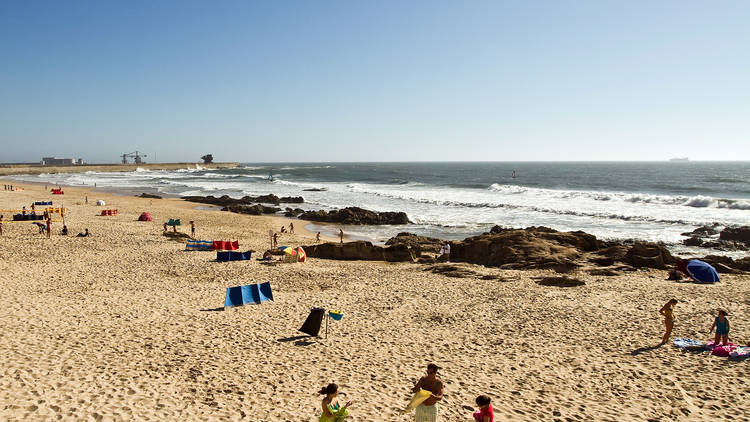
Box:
[669,157,689,162]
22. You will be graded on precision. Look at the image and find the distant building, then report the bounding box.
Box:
[41,157,83,166]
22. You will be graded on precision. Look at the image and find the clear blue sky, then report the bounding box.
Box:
[1,0,748,163]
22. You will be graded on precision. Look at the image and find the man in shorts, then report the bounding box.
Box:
[411,363,444,421]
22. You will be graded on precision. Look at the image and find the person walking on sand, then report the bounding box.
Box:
[46,217,51,239]
[709,309,730,346]
[273,232,278,248]
[339,229,344,244]
[190,221,196,238]
[316,232,321,243]
[0,215,3,235]
[289,222,294,234]
[411,363,444,422]
[85,195,88,204]
[317,383,353,422]
[659,299,678,345]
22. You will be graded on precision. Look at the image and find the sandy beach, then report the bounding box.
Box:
[1,181,749,421]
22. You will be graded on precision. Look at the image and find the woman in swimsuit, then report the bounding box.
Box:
[708,309,730,346]
[318,383,352,422]
[659,299,678,345]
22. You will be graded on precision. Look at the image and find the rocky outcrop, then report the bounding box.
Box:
[623,242,676,269]
[182,194,303,207]
[448,227,600,270]
[535,276,585,287]
[719,226,750,245]
[138,193,162,199]
[303,241,415,262]
[284,207,305,217]
[385,232,444,256]
[298,207,410,225]
[222,204,281,215]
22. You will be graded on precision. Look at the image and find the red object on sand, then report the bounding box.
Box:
[51,189,64,194]
[100,209,118,216]
[212,240,239,251]
[138,212,153,221]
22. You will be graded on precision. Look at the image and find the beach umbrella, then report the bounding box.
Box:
[296,246,306,262]
[686,259,720,283]
[279,246,296,255]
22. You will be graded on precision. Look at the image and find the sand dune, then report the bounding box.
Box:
[1,182,748,421]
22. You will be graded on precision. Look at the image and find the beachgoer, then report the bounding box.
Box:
[163,222,168,232]
[262,250,273,260]
[76,228,90,237]
[46,217,51,239]
[411,363,444,422]
[316,232,321,243]
[0,215,3,235]
[273,232,278,248]
[34,222,45,234]
[172,223,177,233]
[85,196,88,204]
[289,222,294,234]
[659,299,678,345]
[709,309,730,346]
[281,225,286,233]
[31,203,36,215]
[339,229,344,244]
[473,395,494,422]
[22,206,26,216]
[318,383,352,422]
[441,243,451,262]
[61,225,68,236]
[190,221,195,238]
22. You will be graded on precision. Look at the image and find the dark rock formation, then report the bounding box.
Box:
[623,242,675,269]
[385,232,444,256]
[222,204,281,215]
[448,226,600,270]
[182,194,304,207]
[302,241,414,262]
[298,207,410,225]
[138,193,162,199]
[719,226,750,245]
[284,207,305,217]
[303,188,327,192]
[681,225,719,237]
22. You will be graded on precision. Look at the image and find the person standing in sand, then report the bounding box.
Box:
[273,232,278,248]
[339,229,344,243]
[0,215,4,235]
[190,221,196,238]
[411,363,444,422]
[316,232,321,243]
[46,217,51,239]
[659,299,678,345]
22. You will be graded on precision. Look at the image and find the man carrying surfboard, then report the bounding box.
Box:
[411,363,444,422]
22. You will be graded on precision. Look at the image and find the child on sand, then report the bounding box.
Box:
[318,383,352,422]
[473,395,494,422]
[659,299,678,345]
[708,309,730,346]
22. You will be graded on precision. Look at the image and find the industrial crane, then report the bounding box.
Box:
[121,151,147,164]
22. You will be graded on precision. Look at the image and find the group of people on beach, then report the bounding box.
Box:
[318,363,493,422]
[660,299,731,346]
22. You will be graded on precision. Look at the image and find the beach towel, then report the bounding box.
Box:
[729,346,750,358]
[708,341,737,357]
[34,201,53,206]
[224,282,273,307]
[400,389,432,414]
[673,338,707,351]
[167,218,181,226]
[299,308,325,336]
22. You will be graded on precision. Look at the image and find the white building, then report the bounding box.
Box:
[41,157,82,165]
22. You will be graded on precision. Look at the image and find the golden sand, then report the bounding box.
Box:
[1,182,748,421]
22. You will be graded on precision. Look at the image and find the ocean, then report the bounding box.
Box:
[12,162,750,256]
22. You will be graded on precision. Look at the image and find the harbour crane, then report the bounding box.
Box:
[121,151,147,164]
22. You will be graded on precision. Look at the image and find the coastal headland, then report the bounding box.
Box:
[0,181,748,420]
[0,162,238,176]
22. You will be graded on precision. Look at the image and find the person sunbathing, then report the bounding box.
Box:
[76,228,90,237]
